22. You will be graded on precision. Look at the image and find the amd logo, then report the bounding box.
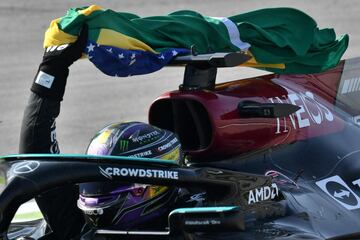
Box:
[248,183,279,204]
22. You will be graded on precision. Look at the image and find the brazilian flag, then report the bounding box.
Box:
[44,5,349,76]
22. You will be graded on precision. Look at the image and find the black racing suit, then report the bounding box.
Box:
[18,25,88,240]
[19,92,85,240]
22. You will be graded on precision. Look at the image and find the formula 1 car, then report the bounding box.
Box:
[1,52,360,239]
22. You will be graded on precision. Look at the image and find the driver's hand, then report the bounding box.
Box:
[31,24,88,101]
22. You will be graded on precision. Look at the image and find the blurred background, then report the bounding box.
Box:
[0,0,359,154]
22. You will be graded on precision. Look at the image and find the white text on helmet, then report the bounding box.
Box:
[131,131,160,143]
[128,150,152,158]
[157,138,178,152]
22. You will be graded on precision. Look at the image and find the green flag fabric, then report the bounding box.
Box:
[229,8,349,73]
[45,5,349,75]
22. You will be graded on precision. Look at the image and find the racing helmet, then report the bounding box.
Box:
[78,122,181,229]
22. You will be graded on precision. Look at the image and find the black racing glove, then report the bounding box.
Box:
[31,24,88,101]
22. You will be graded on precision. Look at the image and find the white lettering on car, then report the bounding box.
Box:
[269,90,334,134]
[352,179,360,188]
[100,167,179,180]
[248,183,279,204]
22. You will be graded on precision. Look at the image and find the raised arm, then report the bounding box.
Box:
[19,25,87,154]
[18,25,88,240]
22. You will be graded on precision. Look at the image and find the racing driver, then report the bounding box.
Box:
[18,25,187,239]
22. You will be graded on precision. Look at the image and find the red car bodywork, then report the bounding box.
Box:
[149,62,346,160]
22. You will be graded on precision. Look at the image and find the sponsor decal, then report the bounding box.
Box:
[341,77,360,94]
[45,44,69,52]
[316,175,360,210]
[50,120,59,154]
[118,140,129,152]
[248,183,279,204]
[35,71,55,89]
[128,150,152,158]
[13,161,40,174]
[131,131,160,143]
[336,59,360,112]
[99,166,179,180]
[265,170,299,189]
[185,219,221,226]
[186,192,206,204]
[82,208,104,216]
[157,138,178,152]
[268,90,334,134]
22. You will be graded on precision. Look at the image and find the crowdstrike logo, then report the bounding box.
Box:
[99,166,179,180]
[128,150,152,158]
[157,138,178,152]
